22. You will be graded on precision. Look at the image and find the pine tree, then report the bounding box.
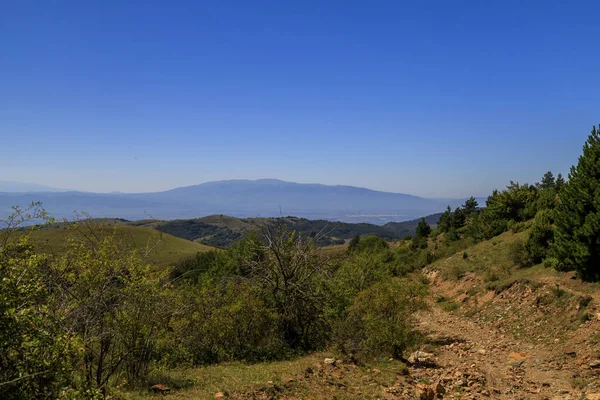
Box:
[554,125,600,281]
[539,171,555,189]
[463,196,479,214]
[437,206,452,232]
[415,218,431,238]
[555,173,565,191]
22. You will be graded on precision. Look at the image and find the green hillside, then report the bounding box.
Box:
[134,213,442,248]
[26,224,214,267]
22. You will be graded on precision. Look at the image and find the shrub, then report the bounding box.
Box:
[525,210,554,264]
[508,239,532,268]
[336,278,428,361]
[164,280,285,366]
[350,235,389,254]
[542,257,561,270]
[0,205,85,399]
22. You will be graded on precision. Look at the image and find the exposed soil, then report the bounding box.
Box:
[395,270,600,400]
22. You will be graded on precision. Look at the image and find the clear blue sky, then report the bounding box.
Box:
[2,0,598,197]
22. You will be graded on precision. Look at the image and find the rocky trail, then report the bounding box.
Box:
[406,307,579,399]
[392,273,600,400]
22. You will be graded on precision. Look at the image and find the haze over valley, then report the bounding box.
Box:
[0,178,482,224]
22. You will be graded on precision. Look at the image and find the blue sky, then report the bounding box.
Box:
[1,1,598,197]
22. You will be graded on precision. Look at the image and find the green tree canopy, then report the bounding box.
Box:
[554,125,600,281]
[538,171,556,190]
[415,218,431,238]
[463,196,479,214]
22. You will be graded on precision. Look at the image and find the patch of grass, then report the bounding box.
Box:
[552,284,566,298]
[116,354,408,399]
[435,295,448,303]
[571,376,591,390]
[431,230,531,279]
[578,295,593,309]
[577,312,591,324]
[443,301,460,312]
[485,278,540,295]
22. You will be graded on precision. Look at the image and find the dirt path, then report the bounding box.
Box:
[410,304,581,399]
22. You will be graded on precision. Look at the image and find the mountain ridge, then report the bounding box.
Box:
[0,179,482,224]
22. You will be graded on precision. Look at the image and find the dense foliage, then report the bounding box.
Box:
[554,125,600,281]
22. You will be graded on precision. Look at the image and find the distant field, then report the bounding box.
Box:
[24,224,214,267]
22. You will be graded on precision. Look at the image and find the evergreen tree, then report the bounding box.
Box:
[463,196,479,214]
[437,206,452,232]
[415,218,431,238]
[539,171,555,189]
[554,125,600,281]
[555,173,565,191]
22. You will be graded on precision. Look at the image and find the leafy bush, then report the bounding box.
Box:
[348,235,389,254]
[163,281,285,366]
[335,278,428,361]
[542,257,561,270]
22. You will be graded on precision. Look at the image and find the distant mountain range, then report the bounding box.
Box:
[0,179,484,224]
[0,181,69,193]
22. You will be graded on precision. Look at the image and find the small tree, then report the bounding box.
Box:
[538,171,556,190]
[243,223,329,350]
[555,173,566,191]
[415,218,431,238]
[463,196,479,215]
[554,125,600,281]
[336,278,428,361]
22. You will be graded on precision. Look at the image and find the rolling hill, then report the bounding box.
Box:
[133,212,443,247]
[23,224,214,267]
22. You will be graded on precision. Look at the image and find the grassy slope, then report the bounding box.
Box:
[26,225,214,267]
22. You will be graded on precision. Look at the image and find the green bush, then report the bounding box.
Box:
[335,278,428,361]
[0,237,82,399]
[349,235,389,254]
[163,281,285,366]
[507,239,533,268]
[525,210,554,264]
[542,257,561,269]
